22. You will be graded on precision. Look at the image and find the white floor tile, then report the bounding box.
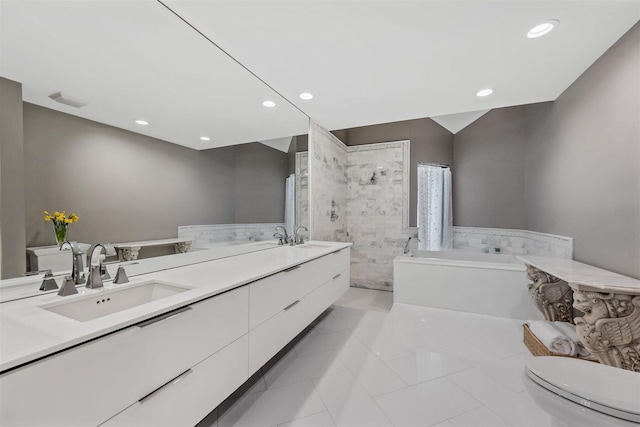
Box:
[313,371,394,427]
[395,328,462,353]
[443,344,528,393]
[386,350,472,385]
[374,377,482,427]
[218,381,326,427]
[447,368,557,427]
[336,342,407,396]
[293,329,361,356]
[334,287,393,312]
[351,324,413,361]
[264,350,348,389]
[448,406,512,427]
[278,411,336,427]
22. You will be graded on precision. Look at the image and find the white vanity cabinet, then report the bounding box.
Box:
[0,245,350,427]
[102,335,249,427]
[0,287,248,427]
[248,248,350,373]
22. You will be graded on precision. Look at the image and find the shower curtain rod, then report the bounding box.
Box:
[418,162,450,169]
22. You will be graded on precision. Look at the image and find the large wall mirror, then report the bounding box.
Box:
[0,1,310,279]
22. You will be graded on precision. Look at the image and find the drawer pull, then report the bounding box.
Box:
[139,369,193,404]
[283,265,301,273]
[332,273,341,280]
[137,306,192,328]
[283,300,300,311]
[332,249,343,255]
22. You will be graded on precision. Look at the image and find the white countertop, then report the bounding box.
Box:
[519,256,640,295]
[0,241,350,373]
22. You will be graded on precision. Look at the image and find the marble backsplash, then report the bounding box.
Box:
[452,226,573,259]
[178,223,283,249]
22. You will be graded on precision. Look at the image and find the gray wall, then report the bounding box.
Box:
[23,103,289,249]
[525,22,639,278]
[334,117,453,226]
[232,143,289,223]
[453,105,530,229]
[453,22,639,278]
[0,78,27,278]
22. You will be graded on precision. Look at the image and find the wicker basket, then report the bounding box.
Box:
[523,324,574,358]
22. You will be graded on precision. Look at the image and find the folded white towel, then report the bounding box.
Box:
[527,320,576,356]
[553,321,591,358]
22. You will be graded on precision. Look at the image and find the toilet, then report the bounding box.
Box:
[525,356,640,423]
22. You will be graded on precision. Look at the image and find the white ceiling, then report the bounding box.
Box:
[164,0,639,131]
[2,1,638,149]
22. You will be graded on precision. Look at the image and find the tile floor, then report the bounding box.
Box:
[197,288,634,427]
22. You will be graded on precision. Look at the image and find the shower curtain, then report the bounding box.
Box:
[417,164,452,250]
[284,174,296,237]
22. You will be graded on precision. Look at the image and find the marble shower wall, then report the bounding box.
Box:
[295,151,309,230]
[346,141,412,291]
[308,120,348,242]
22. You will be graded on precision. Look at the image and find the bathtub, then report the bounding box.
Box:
[393,250,542,320]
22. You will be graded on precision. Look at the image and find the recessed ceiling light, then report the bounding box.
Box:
[299,92,314,100]
[200,136,211,141]
[527,19,559,38]
[262,101,276,108]
[476,89,494,97]
[134,119,149,125]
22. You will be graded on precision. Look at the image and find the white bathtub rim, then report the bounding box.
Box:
[394,253,526,272]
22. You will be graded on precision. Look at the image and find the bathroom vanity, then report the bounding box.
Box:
[0,241,350,426]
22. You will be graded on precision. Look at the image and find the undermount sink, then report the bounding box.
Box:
[41,281,192,322]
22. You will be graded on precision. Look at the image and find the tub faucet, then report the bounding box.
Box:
[60,241,86,285]
[403,237,412,254]
[294,226,308,245]
[86,243,116,289]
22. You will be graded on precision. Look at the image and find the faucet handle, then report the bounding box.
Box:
[39,271,59,291]
[114,265,129,284]
[58,276,78,296]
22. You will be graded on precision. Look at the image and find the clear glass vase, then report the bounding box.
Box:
[53,222,69,247]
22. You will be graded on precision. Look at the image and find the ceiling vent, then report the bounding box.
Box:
[48,91,88,108]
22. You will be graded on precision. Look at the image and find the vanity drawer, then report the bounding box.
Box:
[249,269,349,373]
[102,335,249,427]
[249,248,349,329]
[0,286,248,427]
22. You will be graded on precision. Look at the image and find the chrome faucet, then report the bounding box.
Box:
[294,226,308,245]
[86,243,116,289]
[60,241,86,285]
[274,225,291,245]
[403,237,412,254]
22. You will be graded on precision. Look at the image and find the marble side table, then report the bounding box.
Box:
[520,256,640,372]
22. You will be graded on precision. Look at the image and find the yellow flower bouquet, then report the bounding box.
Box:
[43,210,79,246]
